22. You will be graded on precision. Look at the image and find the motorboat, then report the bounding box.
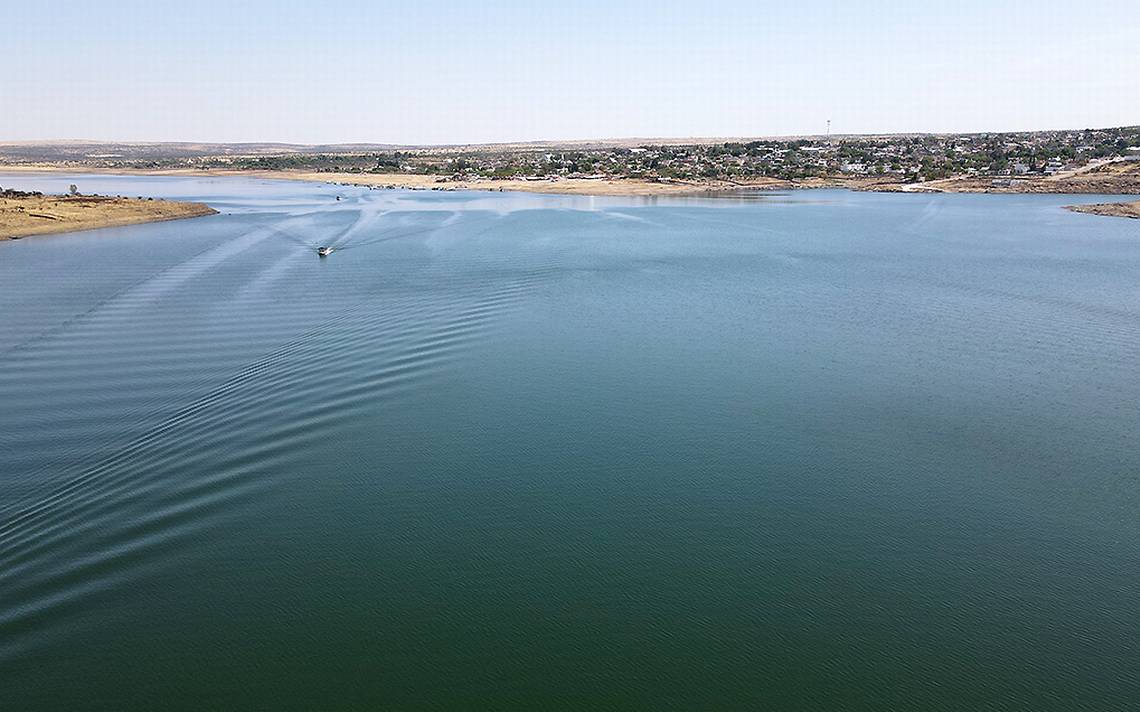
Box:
[318,246,334,257]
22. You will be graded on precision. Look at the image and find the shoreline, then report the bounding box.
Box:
[1,192,217,240]
[4,163,1139,202]
[0,164,889,197]
[0,164,808,197]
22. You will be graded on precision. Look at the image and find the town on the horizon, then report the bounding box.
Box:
[4,125,1139,184]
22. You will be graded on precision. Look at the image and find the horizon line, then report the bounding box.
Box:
[3,124,1139,151]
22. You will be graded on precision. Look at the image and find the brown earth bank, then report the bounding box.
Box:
[0,191,217,240]
[1064,200,1140,219]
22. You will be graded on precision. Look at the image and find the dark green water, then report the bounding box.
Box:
[1,174,1137,710]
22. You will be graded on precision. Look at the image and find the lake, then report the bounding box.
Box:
[1,173,1137,710]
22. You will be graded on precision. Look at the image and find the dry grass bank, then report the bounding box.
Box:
[1,193,216,239]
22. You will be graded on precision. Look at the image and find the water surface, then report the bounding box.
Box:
[1,174,1138,710]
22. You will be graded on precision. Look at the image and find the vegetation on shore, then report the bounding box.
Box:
[4,126,1139,198]
[5,126,1138,189]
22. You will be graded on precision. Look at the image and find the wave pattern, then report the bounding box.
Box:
[0,192,561,663]
[3,181,1140,709]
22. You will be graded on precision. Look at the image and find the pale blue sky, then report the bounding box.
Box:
[4,0,1137,144]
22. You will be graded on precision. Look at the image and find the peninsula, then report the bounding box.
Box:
[0,188,216,240]
[1065,200,1140,219]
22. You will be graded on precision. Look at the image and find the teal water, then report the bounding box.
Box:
[1,174,1138,710]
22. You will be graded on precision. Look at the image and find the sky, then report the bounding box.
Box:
[3,0,1138,144]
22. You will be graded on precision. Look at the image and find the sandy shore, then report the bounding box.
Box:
[285,171,802,196]
[1,193,217,240]
[0,164,825,197]
[8,161,1139,198]
[1064,200,1140,219]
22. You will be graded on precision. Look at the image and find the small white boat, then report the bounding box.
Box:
[318,246,334,257]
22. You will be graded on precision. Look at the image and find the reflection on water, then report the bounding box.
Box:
[1,174,1138,710]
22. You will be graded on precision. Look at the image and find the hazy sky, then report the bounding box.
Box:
[4,0,1137,144]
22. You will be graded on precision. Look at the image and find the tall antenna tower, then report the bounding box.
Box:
[826,119,831,141]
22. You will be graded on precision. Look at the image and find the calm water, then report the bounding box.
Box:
[1,174,1137,710]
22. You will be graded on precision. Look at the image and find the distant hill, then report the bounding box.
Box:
[0,141,409,162]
